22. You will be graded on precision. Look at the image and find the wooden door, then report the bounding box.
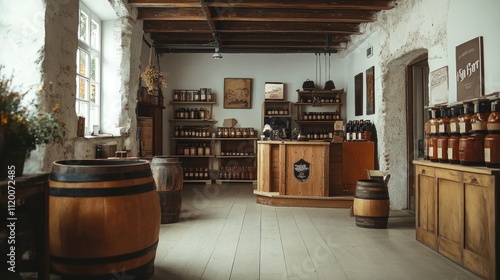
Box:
[462,172,495,280]
[436,168,463,264]
[415,165,437,249]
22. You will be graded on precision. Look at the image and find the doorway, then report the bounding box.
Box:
[406,54,429,211]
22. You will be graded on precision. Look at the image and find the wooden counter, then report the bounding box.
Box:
[256,141,374,208]
[257,141,330,196]
[414,160,500,280]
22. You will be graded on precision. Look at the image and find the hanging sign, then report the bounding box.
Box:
[294,159,310,182]
[456,36,484,102]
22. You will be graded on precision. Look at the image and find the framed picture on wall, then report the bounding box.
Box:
[224,78,252,109]
[456,36,484,102]
[264,82,284,100]
[430,66,449,105]
[354,72,363,116]
[366,66,375,115]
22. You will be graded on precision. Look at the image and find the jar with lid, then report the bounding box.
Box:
[485,100,500,167]
[437,107,451,163]
[428,109,441,162]
[459,101,490,165]
[447,105,462,164]
[423,109,432,160]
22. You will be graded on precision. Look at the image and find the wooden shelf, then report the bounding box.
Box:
[295,120,342,123]
[297,89,344,94]
[170,101,216,105]
[216,155,256,158]
[216,179,256,184]
[169,119,217,123]
[214,137,259,141]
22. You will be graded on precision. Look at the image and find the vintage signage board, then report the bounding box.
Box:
[293,158,310,182]
[456,37,484,102]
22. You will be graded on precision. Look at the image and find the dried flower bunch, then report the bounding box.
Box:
[141,47,167,93]
[0,66,66,157]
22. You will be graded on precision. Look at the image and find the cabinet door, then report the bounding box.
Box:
[462,172,495,280]
[415,165,437,249]
[341,142,374,195]
[436,168,463,265]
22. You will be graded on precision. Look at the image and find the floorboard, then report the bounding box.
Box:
[48,183,482,280]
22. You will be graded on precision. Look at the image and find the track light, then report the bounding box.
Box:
[212,47,222,59]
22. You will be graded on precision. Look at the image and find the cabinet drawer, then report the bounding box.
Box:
[416,165,435,177]
[463,172,493,187]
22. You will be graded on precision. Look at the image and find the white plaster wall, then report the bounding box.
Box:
[345,0,500,209]
[0,0,143,173]
[159,53,345,153]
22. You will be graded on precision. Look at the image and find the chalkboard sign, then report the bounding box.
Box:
[354,72,363,116]
[456,36,484,102]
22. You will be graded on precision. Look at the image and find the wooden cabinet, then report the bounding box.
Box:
[414,160,499,280]
[294,89,344,139]
[169,100,217,184]
[215,137,258,184]
[0,174,49,280]
[137,86,164,157]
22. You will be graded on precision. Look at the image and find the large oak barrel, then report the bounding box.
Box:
[49,160,160,280]
[150,156,183,224]
[353,179,390,229]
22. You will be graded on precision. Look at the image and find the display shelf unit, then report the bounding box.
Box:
[169,100,217,184]
[294,89,344,136]
[214,137,258,185]
[262,101,292,139]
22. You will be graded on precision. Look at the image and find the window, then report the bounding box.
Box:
[76,2,101,135]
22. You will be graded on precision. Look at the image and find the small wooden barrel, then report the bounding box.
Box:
[49,159,160,280]
[151,156,183,224]
[353,179,390,229]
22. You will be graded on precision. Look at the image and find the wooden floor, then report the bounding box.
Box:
[150,183,481,280]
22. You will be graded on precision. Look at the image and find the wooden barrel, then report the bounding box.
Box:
[49,160,160,280]
[151,156,183,224]
[353,179,390,229]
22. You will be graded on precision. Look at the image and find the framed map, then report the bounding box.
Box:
[224,78,252,109]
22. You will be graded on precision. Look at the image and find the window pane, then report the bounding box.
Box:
[89,105,99,129]
[90,55,98,81]
[90,83,96,103]
[91,20,99,50]
[78,77,88,100]
[78,50,89,76]
[79,10,88,43]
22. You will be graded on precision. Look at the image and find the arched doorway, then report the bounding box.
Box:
[379,49,428,210]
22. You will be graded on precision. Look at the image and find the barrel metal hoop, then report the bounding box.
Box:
[50,240,159,265]
[49,182,156,197]
[49,169,153,182]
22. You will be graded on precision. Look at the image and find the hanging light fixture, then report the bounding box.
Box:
[212,47,222,59]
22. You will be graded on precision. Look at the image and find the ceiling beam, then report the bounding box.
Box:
[129,0,395,10]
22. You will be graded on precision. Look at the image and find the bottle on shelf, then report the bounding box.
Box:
[485,100,500,167]
[447,105,462,164]
[437,107,451,163]
[428,108,441,162]
[345,121,352,142]
[459,101,490,166]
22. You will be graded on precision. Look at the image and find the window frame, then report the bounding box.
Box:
[76,2,101,135]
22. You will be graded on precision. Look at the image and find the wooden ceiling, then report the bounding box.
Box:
[130,0,397,54]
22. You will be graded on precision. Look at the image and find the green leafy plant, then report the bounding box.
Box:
[0,67,66,157]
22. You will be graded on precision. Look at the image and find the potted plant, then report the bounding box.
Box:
[0,67,66,178]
